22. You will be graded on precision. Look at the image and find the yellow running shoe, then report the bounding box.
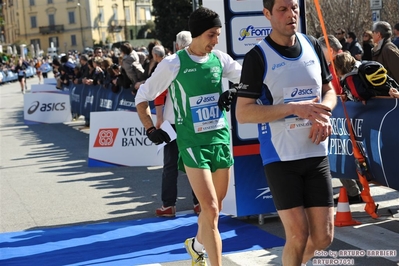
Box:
[184,237,207,266]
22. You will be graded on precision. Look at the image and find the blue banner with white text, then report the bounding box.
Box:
[328,98,399,191]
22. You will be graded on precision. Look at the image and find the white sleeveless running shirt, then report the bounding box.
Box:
[257,33,328,165]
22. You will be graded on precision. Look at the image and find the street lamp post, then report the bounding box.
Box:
[77,1,85,51]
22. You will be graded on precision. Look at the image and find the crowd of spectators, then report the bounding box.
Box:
[2,20,397,92]
[332,21,399,87]
[0,41,171,95]
[49,42,169,95]
[316,21,399,104]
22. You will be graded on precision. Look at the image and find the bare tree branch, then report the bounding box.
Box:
[305,0,398,39]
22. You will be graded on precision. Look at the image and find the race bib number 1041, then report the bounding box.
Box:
[189,92,225,133]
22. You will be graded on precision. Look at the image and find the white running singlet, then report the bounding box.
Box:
[257,33,328,165]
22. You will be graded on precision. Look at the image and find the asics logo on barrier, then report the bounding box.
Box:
[94,128,119,147]
[27,101,66,114]
[291,88,313,97]
[27,101,40,114]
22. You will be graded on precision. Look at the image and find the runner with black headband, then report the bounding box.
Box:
[135,7,241,266]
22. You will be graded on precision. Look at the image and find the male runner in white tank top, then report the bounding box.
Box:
[236,0,337,265]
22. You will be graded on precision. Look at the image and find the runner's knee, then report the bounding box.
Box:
[310,232,333,250]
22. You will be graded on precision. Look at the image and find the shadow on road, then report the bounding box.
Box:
[3,108,194,230]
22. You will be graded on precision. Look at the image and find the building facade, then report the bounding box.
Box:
[2,0,153,54]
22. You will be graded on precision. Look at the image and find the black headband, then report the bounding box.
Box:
[189,16,222,38]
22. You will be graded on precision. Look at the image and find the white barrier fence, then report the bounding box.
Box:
[88,111,163,167]
[23,92,72,124]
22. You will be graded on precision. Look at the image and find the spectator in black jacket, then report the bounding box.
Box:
[73,54,90,84]
[101,57,114,87]
[58,65,70,88]
[335,27,348,51]
[346,32,363,61]
[109,49,120,64]
[361,30,374,61]
[112,63,132,89]
[82,58,95,85]
[92,57,105,85]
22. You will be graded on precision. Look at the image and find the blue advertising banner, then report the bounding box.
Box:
[69,85,82,116]
[66,83,155,121]
[329,98,399,191]
[114,89,137,111]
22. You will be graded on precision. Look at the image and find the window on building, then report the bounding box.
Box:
[30,39,41,49]
[48,0,53,4]
[71,35,77,46]
[68,11,75,24]
[30,16,37,28]
[49,36,59,48]
[137,7,146,24]
[99,7,104,23]
[124,7,130,22]
[145,8,151,21]
[137,7,152,24]
[112,6,118,21]
[49,14,55,26]
[29,0,35,6]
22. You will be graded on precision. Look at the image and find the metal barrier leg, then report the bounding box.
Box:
[258,214,264,225]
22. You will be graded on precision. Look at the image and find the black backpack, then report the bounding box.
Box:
[341,61,398,102]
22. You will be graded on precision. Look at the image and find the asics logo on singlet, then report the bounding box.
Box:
[272,62,285,70]
[304,60,315,67]
[196,96,216,104]
[183,68,197,74]
[291,88,313,97]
